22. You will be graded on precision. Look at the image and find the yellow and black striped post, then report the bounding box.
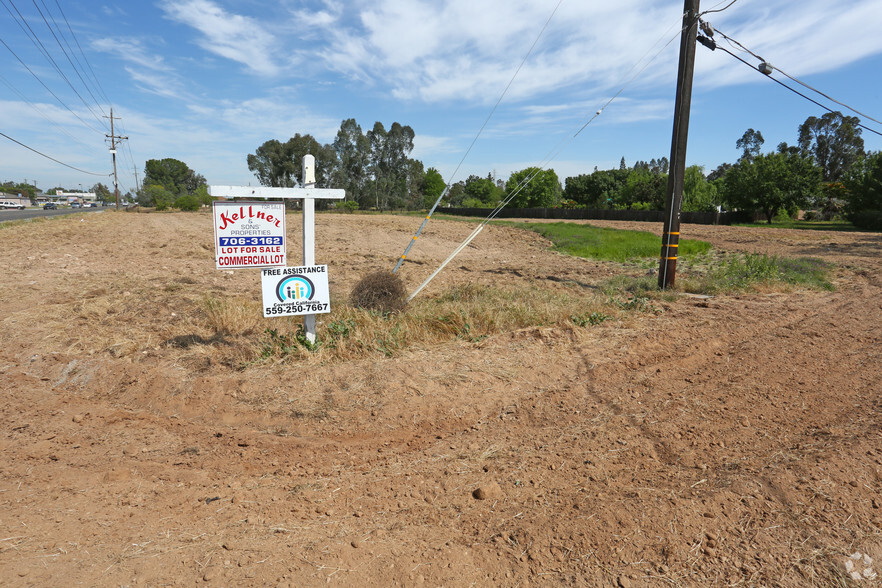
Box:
[658,0,699,289]
[660,230,680,287]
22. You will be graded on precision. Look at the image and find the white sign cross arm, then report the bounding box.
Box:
[208,185,344,200]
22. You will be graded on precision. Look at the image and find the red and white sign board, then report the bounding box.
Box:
[213,201,286,269]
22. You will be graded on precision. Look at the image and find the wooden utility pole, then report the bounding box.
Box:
[105,108,127,210]
[658,0,700,289]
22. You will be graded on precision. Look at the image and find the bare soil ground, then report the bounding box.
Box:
[1,211,881,587]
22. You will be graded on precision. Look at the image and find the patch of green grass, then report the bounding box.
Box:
[0,216,48,230]
[597,251,834,300]
[260,326,316,358]
[707,253,834,292]
[570,311,610,327]
[616,294,654,312]
[511,221,712,263]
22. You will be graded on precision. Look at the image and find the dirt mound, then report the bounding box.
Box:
[1,211,881,586]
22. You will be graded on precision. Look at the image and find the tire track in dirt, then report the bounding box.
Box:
[3,213,882,586]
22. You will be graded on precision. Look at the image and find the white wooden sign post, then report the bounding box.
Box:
[209,154,344,343]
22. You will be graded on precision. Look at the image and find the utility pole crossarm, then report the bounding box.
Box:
[105,107,127,210]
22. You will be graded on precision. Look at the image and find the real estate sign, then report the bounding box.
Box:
[213,201,286,269]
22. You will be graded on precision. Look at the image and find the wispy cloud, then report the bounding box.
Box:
[288,0,882,113]
[299,0,682,106]
[124,67,192,101]
[159,0,281,76]
[290,0,342,29]
[695,0,882,88]
[101,5,126,18]
[91,38,170,71]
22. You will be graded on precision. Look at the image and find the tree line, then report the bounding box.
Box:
[246,119,425,211]
[562,111,881,228]
[129,110,882,230]
[136,158,211,211]
[244,119,569,212]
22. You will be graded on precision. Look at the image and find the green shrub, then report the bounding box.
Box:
[174,194,201,211]
[852,209,882,231]
[461,197,491,208]
[337,200,359,213]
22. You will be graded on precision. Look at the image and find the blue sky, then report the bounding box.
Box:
[1,0,881,195]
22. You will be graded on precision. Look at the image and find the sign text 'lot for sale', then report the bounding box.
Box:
[213,201,286,269]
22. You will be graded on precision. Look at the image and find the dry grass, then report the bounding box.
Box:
[0,211,657,371]
[349,271,407,313]
[241,281,621,367]
[13,274,637,370]
[201,295,264,335]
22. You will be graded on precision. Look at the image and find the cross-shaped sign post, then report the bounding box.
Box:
[209,154,344,343]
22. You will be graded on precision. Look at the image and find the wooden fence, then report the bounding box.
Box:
[439,207,759,225]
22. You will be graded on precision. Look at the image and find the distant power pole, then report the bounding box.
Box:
[105,107,128,209]
[658,0,700,289]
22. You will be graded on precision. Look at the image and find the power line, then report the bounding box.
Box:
[51,0,112,107]
[700,0,738,16]
[0,34,105,134]
[392,0,566,274]
[708,41,882,138]
[0,70,96,150]
[115,116,139,194]
[772,67,882,127]
[32,0,107,117]
[405,14,690,300]
[0,129,108,175]
[698,22,882,135]
[0,0,108,130]
[712,28,882,128]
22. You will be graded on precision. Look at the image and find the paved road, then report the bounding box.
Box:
[0,206,112,223]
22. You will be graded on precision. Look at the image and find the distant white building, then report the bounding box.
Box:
[56,191,97,203]
[0,193,29,207]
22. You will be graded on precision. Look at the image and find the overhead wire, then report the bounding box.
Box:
[701,25,882,138]
[711,27,882,128]
[0,130,108,175]
[32,0,107,117]
[407,13,691,301]
[51,0,112,107]
[0,70,97,150]
[0,0,108,130]
[700,0,739,16]
[771,67,882,127]
[0,34,106,134]
[115,116,139,194]
[391,0,566,274]
[1,0,117,187]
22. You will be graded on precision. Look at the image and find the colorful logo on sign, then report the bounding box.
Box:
[276,275,315,302]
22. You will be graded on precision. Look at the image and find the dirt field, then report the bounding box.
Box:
[1,210,881,587]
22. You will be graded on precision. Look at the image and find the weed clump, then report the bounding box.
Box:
[350,271,407,314]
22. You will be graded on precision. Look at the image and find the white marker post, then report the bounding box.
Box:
[209,154,344,343]
[301,155,318,343]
